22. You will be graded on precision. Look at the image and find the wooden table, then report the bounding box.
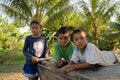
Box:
[37,60,120,80]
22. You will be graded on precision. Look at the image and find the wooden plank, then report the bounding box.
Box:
[37,60,120,80]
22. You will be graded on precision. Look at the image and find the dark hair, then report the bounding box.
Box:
[71,29,88,41]
[30,20,42,27]
[56,27,70,37]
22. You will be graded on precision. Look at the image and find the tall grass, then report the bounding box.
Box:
[0,49,25,65]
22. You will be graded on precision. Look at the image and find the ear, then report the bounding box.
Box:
[57,37,59,41]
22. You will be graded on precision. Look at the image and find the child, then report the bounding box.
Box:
[61,29,118,72]
[53,27,75,68]
[22,20,49,80]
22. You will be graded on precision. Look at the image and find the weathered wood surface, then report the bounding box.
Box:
[37,60,120,80]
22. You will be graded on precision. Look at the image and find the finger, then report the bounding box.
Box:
[54,61,59,64]
[61,69,67,73]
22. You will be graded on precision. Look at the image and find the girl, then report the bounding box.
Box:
[23,20,49,80]
[61,29,118,72]
[53,27,75,68]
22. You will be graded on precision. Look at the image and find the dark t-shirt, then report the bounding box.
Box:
[23,35,49,64]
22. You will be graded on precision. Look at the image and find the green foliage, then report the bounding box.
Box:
[97,21,120,50]
[0,14,26,64]
[75,0,118,46]
[7,48,25,64]
[0,49,10,58]
[0,0,120,61]
[0,0,78,54]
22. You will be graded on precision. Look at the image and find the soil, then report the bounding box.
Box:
[0,64,27,80]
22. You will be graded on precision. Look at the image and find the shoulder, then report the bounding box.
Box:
[74,47,79,52]
[41,34,45,37]
[86,43,100,52]
[87,42,96,48]
[68,41,75,47]
[25,35,32,40]
[55,43,60,47]
[72,47,80,56]
[40,34,47,40]
[69,41,74,45]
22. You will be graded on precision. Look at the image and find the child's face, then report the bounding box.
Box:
[30,24,41,36]
[73,32,88,50]
[57,33,70,47]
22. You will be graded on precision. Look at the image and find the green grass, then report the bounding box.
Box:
[0,50,25,65]
[7,52,25,64]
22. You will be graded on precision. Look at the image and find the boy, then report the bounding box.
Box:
[53,27,75,68]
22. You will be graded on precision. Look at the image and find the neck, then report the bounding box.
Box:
[62,46,66,51]
[80,44,87,53]
[32,34,41,37]
[61,42,70,51]
[80,48,85,53]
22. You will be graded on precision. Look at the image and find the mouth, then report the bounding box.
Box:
[79,44,83,45]
[78,44,84,47]
[61,43,67,46]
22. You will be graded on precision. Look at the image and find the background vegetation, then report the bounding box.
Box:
[0,0,120,64]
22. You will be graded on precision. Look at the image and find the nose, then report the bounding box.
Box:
[61,39,65,42]
[78,39,82,43]
[61,39,66,43]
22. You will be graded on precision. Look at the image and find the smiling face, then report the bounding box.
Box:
[30,23,41,36]
[73,31,88,51]
[57,32,70,47]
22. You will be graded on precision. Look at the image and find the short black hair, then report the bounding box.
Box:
[71,29,88,41]
[30,20,42,27]
[56,27,70,37]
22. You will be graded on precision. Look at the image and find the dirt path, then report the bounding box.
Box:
[0,64,27,80]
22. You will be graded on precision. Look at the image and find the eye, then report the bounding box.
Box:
[64,37,68,40]
[59,37,62,40]
[31,27,34,29]
[35,27,38,29]
[74,38,78,41]
[60,38,62,40]
[80,37,86,40]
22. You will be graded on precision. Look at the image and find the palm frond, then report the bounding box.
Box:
[91,0,99,12]
[11,0,32,16]
[0,4,28,20]
[107,32,120,40]
[80,0,90,13]
[97,0,107,15]
[110,22,120,30]
[38,0,59,20]
[46,0,69,17]
[39,0,58,10]
[102,2,117,19]
[0,0,32,21]
[44,4,76,28]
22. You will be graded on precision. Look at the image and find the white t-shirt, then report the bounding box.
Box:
[71,43,117,66]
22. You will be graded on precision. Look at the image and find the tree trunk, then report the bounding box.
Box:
[93,23,98,47]
[35,0,40,22]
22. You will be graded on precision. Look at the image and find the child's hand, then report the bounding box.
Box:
[61,65,74,73]
[31,56,39,63]
[54,60,63,68]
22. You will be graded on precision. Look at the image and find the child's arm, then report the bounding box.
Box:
[62,60,69,65]
[61,62,93,72]
[31,56,39,63]
[68,60,75,65]
[53,44,62,60]
[44,35,50,58]
[23,37,32,60]
[54,60,69,68]
[45,54,52,58]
